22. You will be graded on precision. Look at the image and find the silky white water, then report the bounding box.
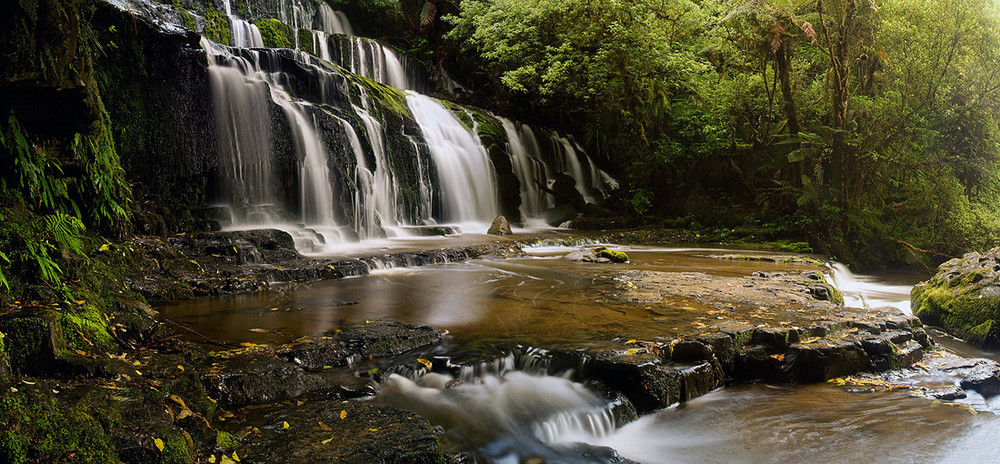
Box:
[407,92,499,229]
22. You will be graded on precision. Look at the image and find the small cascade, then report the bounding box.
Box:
[406,92,499,227]
[499,116,617,222]
[828,263,915,313]
[500,117,551,219]
[316,2,353,35]
[222,0,263,48]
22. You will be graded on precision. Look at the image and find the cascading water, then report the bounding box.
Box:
[222,0,263,48]
[499,116,617,223]
[407,92,499,228]
[192,1,616,250]
[202,38,346,250]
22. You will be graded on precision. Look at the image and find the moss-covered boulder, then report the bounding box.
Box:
[912,249,1000,347]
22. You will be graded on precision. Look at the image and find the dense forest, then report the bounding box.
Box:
[436,0,1000,268]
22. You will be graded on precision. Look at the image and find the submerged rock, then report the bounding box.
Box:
[912,248,1000,347]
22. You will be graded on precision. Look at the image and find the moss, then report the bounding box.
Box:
[298,28,314,55]
[913,284,1000,347]
[202,9,231,46]
[60,307,119,353]
[176,7,197,31]
[215,430,240,452]
[0,386,117,463]
[254,18,294,49]
[158,434,192,464]
[595,247,629,263]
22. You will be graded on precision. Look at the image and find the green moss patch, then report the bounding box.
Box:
[254,18,294,49]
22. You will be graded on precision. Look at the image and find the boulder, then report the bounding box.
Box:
[487,215,513,236]
[912,248,1000,347]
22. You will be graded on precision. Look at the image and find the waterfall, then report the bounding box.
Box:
[202,39,345,249]
[222,0,263,48]
[316,2,353,35]
[407,92,499,227]
[499,116,617,223]
[499,117,551,220]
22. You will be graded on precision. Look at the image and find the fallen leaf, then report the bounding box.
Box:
[232,451,240,462]
[340,410,347,420]
[321,437,334,445]
[177,365,185,371]
[282,421,290,430]
[73,299,86,305]
[317,419,332,431]
[208,455,217,463]
[270,307,279,311]
[154,438,165,452]
[99,244,110,252]
[416,358,432,370]
[368,428,378,432]
[249,328,270,333]
[770,353,786,362]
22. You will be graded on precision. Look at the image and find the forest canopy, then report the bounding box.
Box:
[446,0,1000,267]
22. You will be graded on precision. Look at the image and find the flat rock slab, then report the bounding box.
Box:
[589,269,933,385]
[229,400,446,464]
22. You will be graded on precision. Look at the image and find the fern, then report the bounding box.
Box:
[45,211,86,256]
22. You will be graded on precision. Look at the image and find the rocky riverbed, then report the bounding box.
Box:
[2,234,998,463]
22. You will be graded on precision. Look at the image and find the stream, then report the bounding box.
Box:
[159,239,1000,463]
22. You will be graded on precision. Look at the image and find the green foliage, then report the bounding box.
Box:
[254,18,294,49]
[448,0,1000,267]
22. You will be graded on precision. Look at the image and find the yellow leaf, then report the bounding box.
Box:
[154,438,165,452]
[623,348,644,356]
[368,428,378,432]
[73,299,86,305]
[177,365,185,371]
[625,339,638,344]
[321,437,334,445]
[220,457,236,464]
[282,421,289,429]
[340,410,347,420]
[232,451,240,462]
[208,455,217,463]
[270,307,279,311]
[317,420,332,431]
[99,244,110,252]
[416,358,432,370]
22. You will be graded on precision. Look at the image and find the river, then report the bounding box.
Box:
[159,239,1000,463]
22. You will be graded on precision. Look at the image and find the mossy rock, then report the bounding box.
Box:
[254,18,294,48]
[912,248,1000,347]
[594,247,629,263]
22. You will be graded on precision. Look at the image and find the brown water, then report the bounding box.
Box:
[158,245,817,350]
[158,242,1000,463]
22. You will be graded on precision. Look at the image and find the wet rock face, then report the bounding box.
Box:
[912,248,1000,347]
[203,352,332,407]
[205,320,441,406]
[334,320,442,358]
[126,233,525,301]
[487,215,513,236]
[230,400,447,464]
